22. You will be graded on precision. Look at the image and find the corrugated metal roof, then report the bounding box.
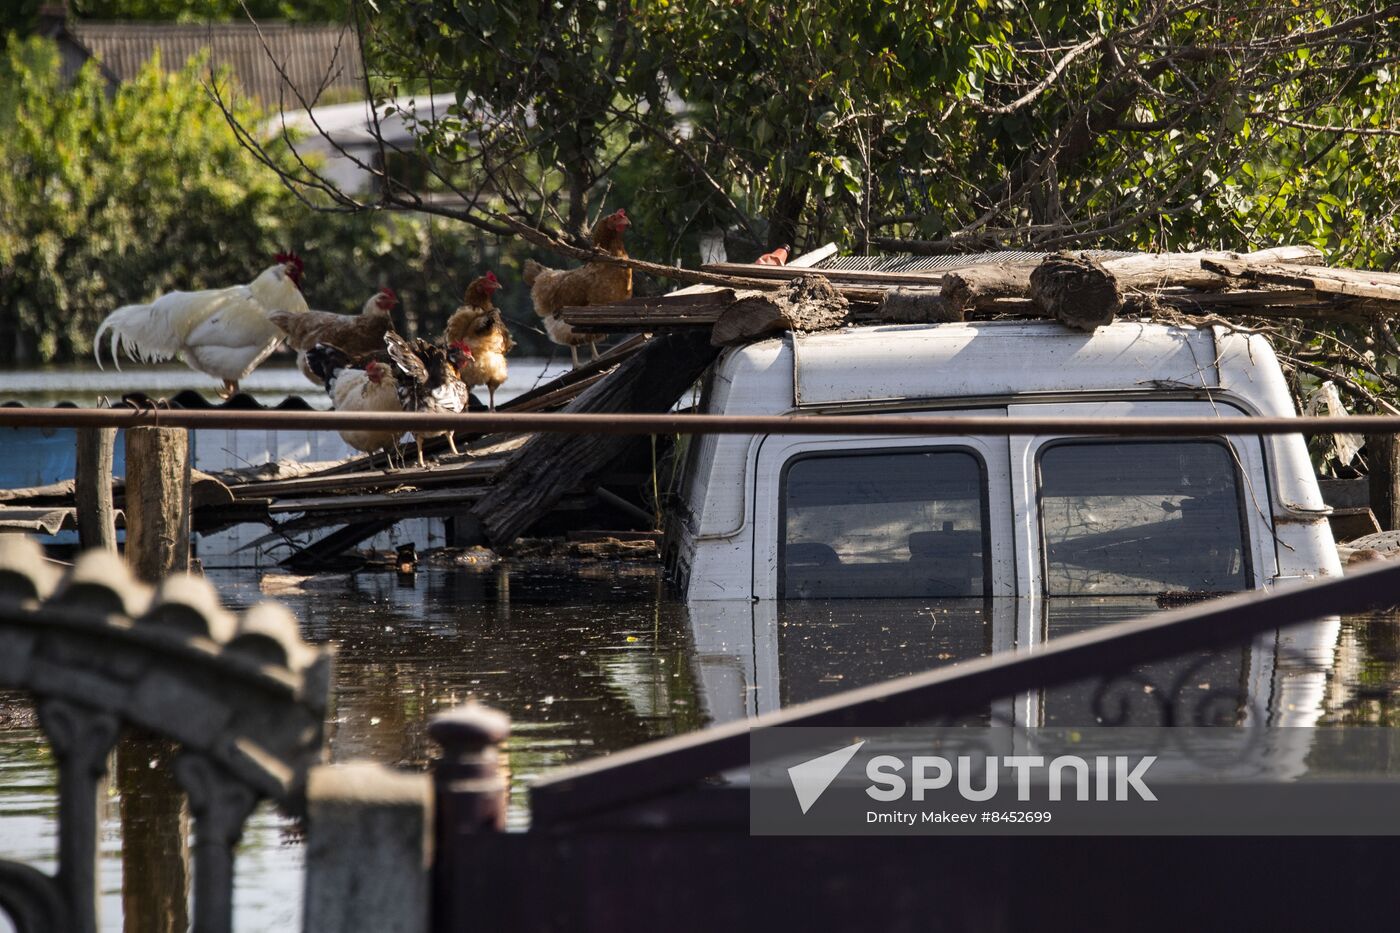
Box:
[814,250,1135,273]
[1,393,316,411]
[66,21,364,104]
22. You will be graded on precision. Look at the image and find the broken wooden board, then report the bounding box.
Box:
[471,331,720,547]
[559,290,740,333]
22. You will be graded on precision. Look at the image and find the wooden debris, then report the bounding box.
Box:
[1101,245,1321,292]
[941,264,1034,314]
[1201,259,1400,305]
[1367,432,1400,532]
[711,275,851,347]
[471,331,719,546]
[1030,252,1123,330]
[568,537,659,560]
[560,290,739,334]
[878,288,963,324]
[702,262,943,287]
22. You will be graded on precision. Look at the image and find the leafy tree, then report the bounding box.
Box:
[0,36,507,366]
[248,2,1398,267]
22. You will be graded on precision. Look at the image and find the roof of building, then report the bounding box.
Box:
[58,20,364,105]
[268,92,459,147]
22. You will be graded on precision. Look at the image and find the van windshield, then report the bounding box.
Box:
[780,448,989,599]
[1038,440,1250,596]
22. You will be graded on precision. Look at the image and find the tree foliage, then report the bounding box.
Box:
[0,36,494,365]
[298,0,1400,270]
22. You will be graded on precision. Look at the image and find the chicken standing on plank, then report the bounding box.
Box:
[522,208,631,367]
[95,253,308,398]
[383,331,473,467]
[305,344,406,469]
[271,287,398,386]
[444,271,514,411]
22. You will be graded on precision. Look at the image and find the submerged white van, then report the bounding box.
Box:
[667,320,1342,727]
[670,319,1340,603]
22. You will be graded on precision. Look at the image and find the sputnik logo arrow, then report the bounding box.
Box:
[787,740,866,814]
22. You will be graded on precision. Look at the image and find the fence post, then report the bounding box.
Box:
[427,702,510,929]
[123,426,190,583]
[75,427,117,552]
[1367,433,1400,531]
[303,762,432,933]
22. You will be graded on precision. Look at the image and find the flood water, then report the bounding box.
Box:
[2,363,1400,929]
[2,557,1399,930]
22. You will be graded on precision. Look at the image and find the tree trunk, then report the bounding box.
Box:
[942,264,1034,313]
[878,288,963,324]
[471,332,719,546]
[1030,252,1122,330]
[941,246,1325,317]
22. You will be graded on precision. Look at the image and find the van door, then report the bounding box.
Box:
[749,417,1016,718]
[751,416,1016,601]
[1007,399,1277,610]
[1008,399,1281,728]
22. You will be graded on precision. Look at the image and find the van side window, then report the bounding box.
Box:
[1038,440,1250,596]
[780,449,989,599]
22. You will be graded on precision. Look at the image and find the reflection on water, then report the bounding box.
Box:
[0,564,1397,930]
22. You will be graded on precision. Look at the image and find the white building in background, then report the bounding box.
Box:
[267,93,460,196]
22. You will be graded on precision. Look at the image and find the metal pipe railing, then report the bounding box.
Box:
[0,406,1397,436]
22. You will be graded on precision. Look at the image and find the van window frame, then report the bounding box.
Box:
[1033,436,1255,597]
[776,444,994,600]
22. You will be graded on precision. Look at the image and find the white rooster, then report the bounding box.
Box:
[94,253,309,398]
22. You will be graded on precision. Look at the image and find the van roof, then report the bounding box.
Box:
[714,320,1289,413]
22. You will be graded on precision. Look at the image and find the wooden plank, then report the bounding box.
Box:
[1202,260,1400,304]
[270,486,490,515]
[787,242,840,268]
[280,519,395,571]
[499,334,649,412]
[228,456,506,500]
[75,427,117,552]
[703,262,948,286]
[558,291,739,331]
[529,559,1400,826]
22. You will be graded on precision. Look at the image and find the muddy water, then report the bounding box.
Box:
[1,562,1399,931]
